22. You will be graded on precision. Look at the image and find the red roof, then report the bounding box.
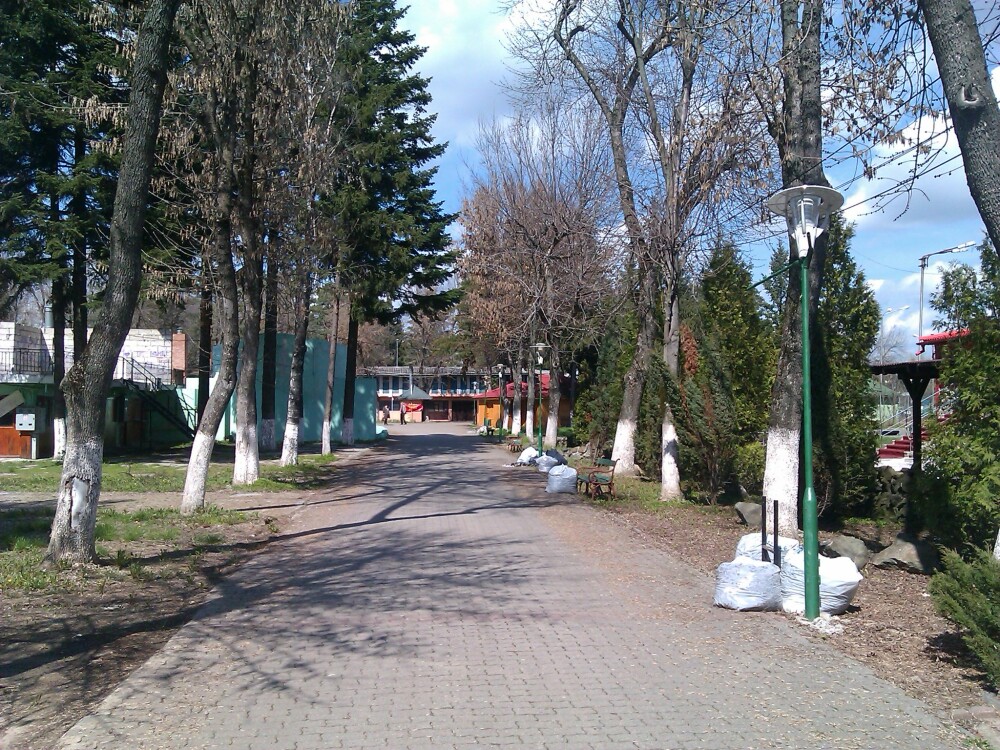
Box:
[917,328,969,345]
[481,373,551,399]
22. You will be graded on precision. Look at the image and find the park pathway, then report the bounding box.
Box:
[58,423,963,749]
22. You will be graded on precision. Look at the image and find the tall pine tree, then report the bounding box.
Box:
[322,0,458,442]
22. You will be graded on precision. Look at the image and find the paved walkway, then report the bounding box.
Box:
[58,424,963,749]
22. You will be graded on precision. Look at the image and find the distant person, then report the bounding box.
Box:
[382,404,390,425]
[400,403,407,424]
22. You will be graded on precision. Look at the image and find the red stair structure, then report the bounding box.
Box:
[878,429,929,459]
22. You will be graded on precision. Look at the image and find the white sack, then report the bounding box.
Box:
[780,547,863,616]
[714,558,782,611]
[735,533,800,563]
[546,465,578,494]
[516,447,539,465]
[536,455,559,473]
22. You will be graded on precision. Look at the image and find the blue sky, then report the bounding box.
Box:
[403,2,998,351]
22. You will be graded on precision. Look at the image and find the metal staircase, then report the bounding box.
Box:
[119,358,196,440]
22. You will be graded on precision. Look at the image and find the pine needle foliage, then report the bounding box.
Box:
[929,548,1000,689]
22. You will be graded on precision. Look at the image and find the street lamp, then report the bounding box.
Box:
[917,241,975,355]
[531,342,549,455]
[767,184,844,621]
[495,363,506,432]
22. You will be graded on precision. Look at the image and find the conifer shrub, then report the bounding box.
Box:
[928,548,1000,688]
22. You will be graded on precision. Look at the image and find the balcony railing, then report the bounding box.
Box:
[0,348,54,376]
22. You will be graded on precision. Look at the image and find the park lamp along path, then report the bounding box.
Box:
[766,184,845,621]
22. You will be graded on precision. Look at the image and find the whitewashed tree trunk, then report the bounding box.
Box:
[182,431,216,514]
[612,273,657,473]
[994,526,1000,561]
[53,418,66,460]
[764,427,800,537]
[342,418,354,446]
[233,418,259,484]
[280,276,310,467]
[322,286,341,455]
[232,259,263,485]
[47,0,180,562]
[544,356,559,449]
[660,286,682,500]
[181,98,240,514]
[49,434,103,562]
[660,410,682,500]
[280,421,299,467]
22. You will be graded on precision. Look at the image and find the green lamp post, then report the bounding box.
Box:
[532,342,549,455]
[766,184,844,620]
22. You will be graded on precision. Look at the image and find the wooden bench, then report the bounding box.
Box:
[577,458,618,500]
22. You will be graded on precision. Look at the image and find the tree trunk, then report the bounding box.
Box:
[660,281,682,499]
[280,273,311,467]
[46,0,180,563]
[322,284,341,454]
[762,0,829,538]
[181,174,239,515]
[232,76,263,485]
[544,346,559,449]
[511,348,523,435]
[197,250,212,422]
[232,254,262,485]
[52,261,67,459]
[919,0,1000,255]
[72,128,88,360]
[342,314,358,445]
[260,257,279,452]
[612,269,657,474]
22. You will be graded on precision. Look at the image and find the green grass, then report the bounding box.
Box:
[94,506,251,543]
[0,504,256,593]
[193,531,224,546]
[0,549,59,591]
[0,451,337,494]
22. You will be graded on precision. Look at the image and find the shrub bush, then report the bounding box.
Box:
[928,548,1000,689]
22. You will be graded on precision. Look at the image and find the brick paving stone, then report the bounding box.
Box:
[57,423,968,749]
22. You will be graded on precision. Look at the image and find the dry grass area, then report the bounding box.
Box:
[598,494,995,720]
[0,495,292,750]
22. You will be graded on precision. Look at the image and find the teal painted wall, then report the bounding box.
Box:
[183,334,378,444]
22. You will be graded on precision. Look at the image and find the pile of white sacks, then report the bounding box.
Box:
[514,447,578,494]
[714,533,863,615]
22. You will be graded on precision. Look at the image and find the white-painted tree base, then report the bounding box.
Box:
[53,418,66,459]
[233,423,259,485]
[660,422,682,499]
[321,418,332,455]
[280,421,299,466]
[342,418,354,446]
[545,414,558,450]
[48,437,103,562]
[611,418,637,474]
[763,426,800,538]
[181,431,215,514]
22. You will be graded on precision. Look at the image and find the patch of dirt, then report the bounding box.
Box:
[602,500,995,721]
[0,493,296,750]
